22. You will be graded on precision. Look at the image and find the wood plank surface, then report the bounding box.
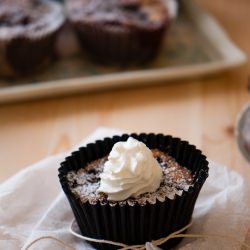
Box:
[0,0,250,182]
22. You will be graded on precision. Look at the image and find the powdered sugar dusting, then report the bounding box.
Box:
[67,149,194,205]
[0,0,65,40]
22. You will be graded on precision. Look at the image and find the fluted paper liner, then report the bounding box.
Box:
[58,133,209,250]
[72,21,168,65]
[66,0,170,65]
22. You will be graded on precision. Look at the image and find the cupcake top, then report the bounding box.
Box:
[0,0,65,40]
[66,0,169,30]
[67,137,194,206]
[97,137,163,201]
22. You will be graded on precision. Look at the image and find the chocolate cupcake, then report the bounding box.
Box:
[58,134,209,250]
[0,0,65,76]
[66,0,170,64]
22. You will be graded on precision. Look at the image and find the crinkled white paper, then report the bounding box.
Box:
[0,127,250,250]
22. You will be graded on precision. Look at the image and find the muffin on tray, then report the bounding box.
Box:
[66,0,171,65]
[58,133,209,250]
[0,0,65,76]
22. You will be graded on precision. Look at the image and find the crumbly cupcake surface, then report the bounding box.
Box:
[0,0,64,39]
[67,149,194,205]
[67,0,168,29]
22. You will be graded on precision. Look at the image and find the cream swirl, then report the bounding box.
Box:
[97,137,162,201]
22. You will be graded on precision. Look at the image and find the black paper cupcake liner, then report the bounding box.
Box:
[72,21,169,65]
[3,33,58,76]
[58,133,209,250]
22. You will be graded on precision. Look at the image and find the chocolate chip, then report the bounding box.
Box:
[120,0,140,11]
[156,156,162,162]
[137,11,147,20]
[71,180,78,188]
[0,12,31,27]
[88,169,97,175]
[86,175,100,183]
[21,16,31,25]
[122,4,139,11]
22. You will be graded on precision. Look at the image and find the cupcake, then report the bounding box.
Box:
[66,0,170,65]
[0,0,65,76]
[59,134,209,250]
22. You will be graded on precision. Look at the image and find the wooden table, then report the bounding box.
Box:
[0,0,249,182]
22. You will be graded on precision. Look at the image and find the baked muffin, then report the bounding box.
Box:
[0,0,65,76]
[59,134,209,250]
[66,0,170,65]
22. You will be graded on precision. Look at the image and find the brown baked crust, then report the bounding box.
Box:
[67,0,168,30]
[67,149,194,204]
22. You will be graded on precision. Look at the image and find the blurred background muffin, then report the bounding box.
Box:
[0,0,65,77]
[66,0,171,65]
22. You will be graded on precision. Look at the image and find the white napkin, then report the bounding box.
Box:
[0,127,250,250]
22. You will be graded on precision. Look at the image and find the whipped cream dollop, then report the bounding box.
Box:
[97,137,163,201]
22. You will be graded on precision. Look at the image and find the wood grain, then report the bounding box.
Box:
[0,0,250,182]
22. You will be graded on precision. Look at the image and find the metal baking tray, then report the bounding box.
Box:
[0,0,247,103]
